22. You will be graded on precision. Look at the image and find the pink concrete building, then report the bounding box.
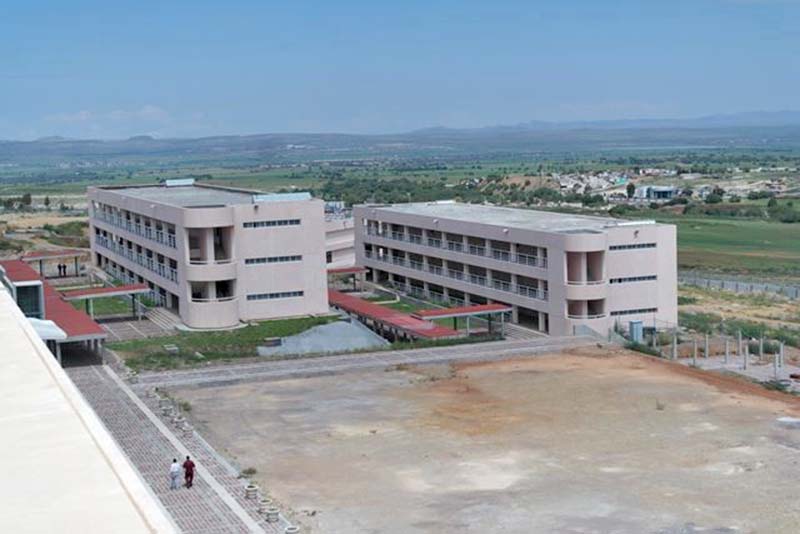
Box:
[355,201,677,337]
[88,181,329,329]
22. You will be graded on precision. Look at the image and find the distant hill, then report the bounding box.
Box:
[2,111,800,166]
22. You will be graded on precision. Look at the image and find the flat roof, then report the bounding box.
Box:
[328,290,458,339]
[0,289,175,533]
[61,283,150,301]
[102,183,314,208]
[1,260,106,340]
[22,248,89,261]
[413,303,512,320]
[366,201,655,233]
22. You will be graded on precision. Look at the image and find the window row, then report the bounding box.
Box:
[243,219,301,228]
[247,290,304,301]
[245,255,302,265]
[609,243,656,251]
[609,275,657,284]
[610,307,658,316]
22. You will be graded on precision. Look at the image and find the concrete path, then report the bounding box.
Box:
[134,336,598,389]
[67,365,292,533]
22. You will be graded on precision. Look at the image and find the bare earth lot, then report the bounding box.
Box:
[176,347,800,533]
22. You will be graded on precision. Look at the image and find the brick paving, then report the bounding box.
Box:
[67,365,293,533]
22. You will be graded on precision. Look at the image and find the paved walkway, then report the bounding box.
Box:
[66,365,292,533]
[134,336,598,389]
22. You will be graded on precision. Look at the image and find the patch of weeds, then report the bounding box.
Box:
[240,467,257,477]
[625,341,662,357]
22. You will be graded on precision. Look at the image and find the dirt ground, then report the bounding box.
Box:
[0,212,87,229]
[176,347,800,533]
[680,285,800,329]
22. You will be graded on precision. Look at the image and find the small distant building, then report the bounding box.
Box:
[633,186,678,201]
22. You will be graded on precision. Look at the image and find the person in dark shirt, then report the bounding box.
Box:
[183,455,196,488]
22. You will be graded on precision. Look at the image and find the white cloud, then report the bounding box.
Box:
[45,105,170,124]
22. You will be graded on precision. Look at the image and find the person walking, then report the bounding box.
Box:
[183,455,196,488]
[169,458,181,490]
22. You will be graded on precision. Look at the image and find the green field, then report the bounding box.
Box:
[645,215,800,279]
[71,296,133,316]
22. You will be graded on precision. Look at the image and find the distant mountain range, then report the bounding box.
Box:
[2,111,800,166]
[411,110,800,134]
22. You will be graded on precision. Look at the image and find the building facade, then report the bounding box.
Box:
[88,181,329,329]
[354,201,677,337]
[325,215,355,269]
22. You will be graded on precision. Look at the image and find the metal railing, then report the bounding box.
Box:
[93,210,177,249]
[95,236,178,284]
[364,228,548,269]
[363,250,548,301]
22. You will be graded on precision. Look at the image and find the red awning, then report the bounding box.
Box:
[327,266,367,275]
[328,290,458,339]
[1,260,106,340]
[21,249,88,261]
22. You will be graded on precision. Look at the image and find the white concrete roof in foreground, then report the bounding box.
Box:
[368,200,656,233]
[0,288,176,533]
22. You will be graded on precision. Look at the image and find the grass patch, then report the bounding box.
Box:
[625,341,662,357]
[43,220,89,248]
[677,295,698,305]
[112,315,338,371]
[71,296,132,316]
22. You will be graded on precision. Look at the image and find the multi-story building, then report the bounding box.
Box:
[88,180,329,329]
[325,214,355,269]
[354,201,677,337]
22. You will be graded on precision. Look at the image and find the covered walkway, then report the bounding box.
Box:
[328,289,459,340]
[61,283,150,319]
[413,303,512,336]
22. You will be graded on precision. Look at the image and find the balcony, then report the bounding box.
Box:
[362,249,548,301]
[93,210,177,249]
[364,229,547,269]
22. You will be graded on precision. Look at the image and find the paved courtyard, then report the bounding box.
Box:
[66,365,294,533]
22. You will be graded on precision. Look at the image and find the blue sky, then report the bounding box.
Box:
[1,0,798,139]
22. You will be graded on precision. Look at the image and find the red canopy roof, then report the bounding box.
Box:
[328,290,458,339]
[1,260,106,340]
[413,303,512,319]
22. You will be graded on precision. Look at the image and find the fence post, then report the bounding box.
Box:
[704,334,709,359]
[692,339,698,366]
[743,342,749,370]
[724,338,729,364]
[774,349,779,379]
[780,342,785,368]
[671,330,678,361]
[759,337,764,360]
[737,331,742,357]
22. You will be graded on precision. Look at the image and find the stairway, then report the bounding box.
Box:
[145,307,182,331]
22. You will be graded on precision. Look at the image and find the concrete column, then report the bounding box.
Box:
[724,339,729,364]
[779,342,785,368]
[88,299,94,318]
[422,281,430,298]
[737,331,742,356]
[204,227,215,262]
[704,334,709,359]
[774,349,780,379]
[464,293,471,306]
[511,305,519,323]
[538,312,546,332]
[692,339,697,366]
[671,330,678,360]
[55,343,62,366]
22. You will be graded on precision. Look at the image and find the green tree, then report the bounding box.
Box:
[21,193,32,206]
[44,196,51,210]
[626,182,635,199]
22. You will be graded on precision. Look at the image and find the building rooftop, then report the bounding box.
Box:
[367,201,654,233]
[0,288,175,533]
[0,260,106,340]
[100,182,313,208]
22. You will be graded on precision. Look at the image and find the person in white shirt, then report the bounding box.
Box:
[169,458,181,490]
